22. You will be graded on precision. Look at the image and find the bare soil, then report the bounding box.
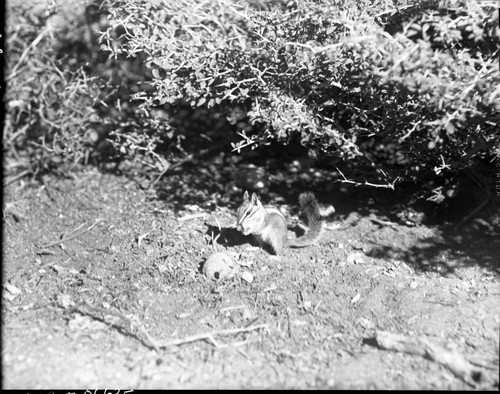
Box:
[2,166,499,389]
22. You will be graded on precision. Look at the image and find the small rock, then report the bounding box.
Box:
[351,293,361,304]
[320,205,336,217]
[4,283,21,295]
[356,317,375,330]
[347,251,365,265]
[57,294,74,309]
[241,271,254,283]
[203,252,238,281]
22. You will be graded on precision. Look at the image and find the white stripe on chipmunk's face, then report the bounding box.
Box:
[237,202,257,235]
[236,192,262,235]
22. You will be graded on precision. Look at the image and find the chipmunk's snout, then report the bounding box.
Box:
[236,222,250,235]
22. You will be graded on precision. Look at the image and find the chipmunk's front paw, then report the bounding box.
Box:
[269,255,282,263]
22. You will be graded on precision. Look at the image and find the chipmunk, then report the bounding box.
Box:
[236,191,325,255]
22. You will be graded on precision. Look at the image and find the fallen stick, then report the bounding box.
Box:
[68,299,160,352]
[39,218,103,249]
[157,324,268,348]
[65,221,89,237]
[374,330,484,387]
[67,300,267,352]
[336,167,397,189]
[7,29,48,81]
[3,169,33,187]
[220,305,246,313]
[466,355,500,371]
[177,213,208,222]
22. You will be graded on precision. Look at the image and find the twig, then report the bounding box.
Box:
[130,315,161,352]
[68,302,267,353]
[206,335,221,348]
[147,159,184,189]
[39,218,103,249]
[283,35,377,54]
[68,300,160,352]
[261,285,277,292]
[220,305,246,313]
[457,195,492,229]
[177,213,208,222]
[65,221,89,238]
[157,324,268,348]
[214,216,222,232]
[7,29,48,81]
[374,330,485,387]
[336,168,397,190]
[3,170,33,187]
[147,145,226,189]
[36,249,56,256]
[7,123,31,145]
[244,317,260,328]
[285,307,293,338]
[466,355,500,371]
[368,214,399,230]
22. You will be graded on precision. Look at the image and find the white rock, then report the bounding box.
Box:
[203,252,238,280]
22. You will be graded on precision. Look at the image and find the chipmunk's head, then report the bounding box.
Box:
[236,190,265,235]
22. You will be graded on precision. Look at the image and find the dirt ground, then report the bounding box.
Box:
[2,164,499,389]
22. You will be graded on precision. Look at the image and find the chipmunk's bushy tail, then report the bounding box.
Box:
[287,192,325,248]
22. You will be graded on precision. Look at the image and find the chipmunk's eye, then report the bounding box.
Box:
[240,206,255,220]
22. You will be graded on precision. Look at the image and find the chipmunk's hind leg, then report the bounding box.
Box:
[270,234,285,256]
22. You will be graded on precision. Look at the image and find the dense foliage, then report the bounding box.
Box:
[5,0,99,173]
[4,0,162,175]
[4,0,500,195]
[101,0,499,185]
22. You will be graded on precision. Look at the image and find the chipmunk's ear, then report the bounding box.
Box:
[243,190,249,201]
[251,192,261,206]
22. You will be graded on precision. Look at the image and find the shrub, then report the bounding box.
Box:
[4,0,169,176]
[100,0,499,191]
[4,0,99,174]
[5,0,499,199]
